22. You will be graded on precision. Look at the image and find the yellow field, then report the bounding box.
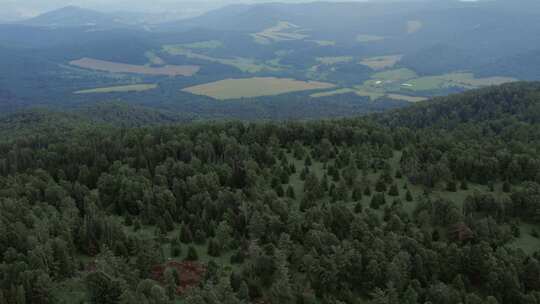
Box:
[75,84,157,94]
[183,77,335,100]
[359,55,403,70]
[70,58,199,76]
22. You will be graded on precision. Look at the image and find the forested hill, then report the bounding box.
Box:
[1,83,540,304]
[377,81,540,129]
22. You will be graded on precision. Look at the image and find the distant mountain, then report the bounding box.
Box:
[19,6,126,28]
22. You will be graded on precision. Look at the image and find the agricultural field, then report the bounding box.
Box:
[181,40,223,49]
[359,55,403,70]
[251,21,309,44]
[74,84,157,94]
[162,45,281,73]
[310,40,336,46]
[316,56,354,65]
[386,93,428,102]
[356,34,385,43]
[70,58,199,76]
[312,69,516,103]
[310,88,355,98]
[182,77,335,100]
[407,20,423,34]
[403,73,517,91]
[145,51,165,65]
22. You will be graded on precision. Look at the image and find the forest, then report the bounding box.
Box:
[1,82,540,304]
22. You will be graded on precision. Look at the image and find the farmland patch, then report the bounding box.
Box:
[183,77,335,100]
[70,58,199,76]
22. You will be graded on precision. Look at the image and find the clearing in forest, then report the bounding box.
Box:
[74,84,157,94]
[359,55,403,70]
[183,77,335,100]
[70,58,199,76]
[251,21,309,44]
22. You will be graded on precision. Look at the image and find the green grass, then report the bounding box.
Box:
[74,84,157,94]
[182,77,336,100]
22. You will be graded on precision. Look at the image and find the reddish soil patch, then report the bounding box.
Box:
[70,57,200,77]
[151,261,206,295]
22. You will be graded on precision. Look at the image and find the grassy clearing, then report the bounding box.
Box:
[359,55,403,70]
[70,58,199,77]
[310,88,355,98]
[74,84,157,94]
[316,56,354,65]
[162,46,280,73]
[182,77,335,100]
[356,34,385,43]
[407,20,423,34]
[509,223,540,255]
[251,21,309,44]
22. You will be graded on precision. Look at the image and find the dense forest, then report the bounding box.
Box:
[1,82,540,304]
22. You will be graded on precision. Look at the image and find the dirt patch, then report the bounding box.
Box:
[151,261,206,295]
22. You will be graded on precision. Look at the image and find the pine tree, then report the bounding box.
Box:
[388,184,399,196]
[185,246,199,261]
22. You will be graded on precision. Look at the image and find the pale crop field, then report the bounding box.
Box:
[75,84,157,94]
[183,77,335,100]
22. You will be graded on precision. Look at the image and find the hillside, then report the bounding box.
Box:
[19,6,125,28]
[1,83,540,304]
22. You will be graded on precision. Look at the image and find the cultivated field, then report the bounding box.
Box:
[404,73,517,91]
[70,58,199,76]
[162,46,280,73]
[316,56,354,65]
[360,55,403,70]
[251,21,309,44]
[183,77,335,100]
[356,34,385,43]
[74,84,157,94]
[407,20,423,34]
[387,93,428,102]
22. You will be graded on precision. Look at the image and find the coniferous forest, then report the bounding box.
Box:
[2,82,540,304]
